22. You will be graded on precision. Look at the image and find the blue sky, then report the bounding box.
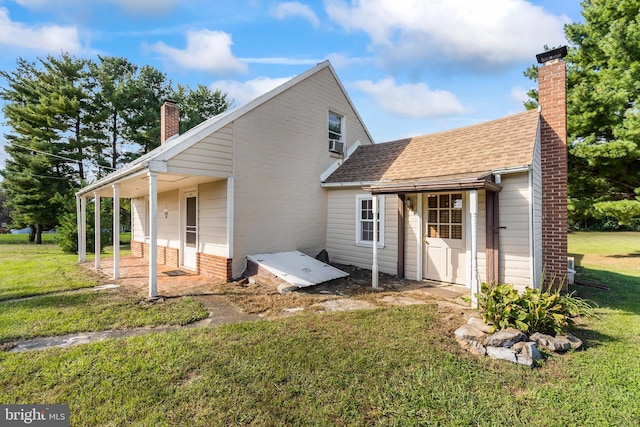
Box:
[0,0,583,172]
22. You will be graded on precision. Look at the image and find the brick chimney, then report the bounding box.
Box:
[160,99,179,145]
[537,46,568,292]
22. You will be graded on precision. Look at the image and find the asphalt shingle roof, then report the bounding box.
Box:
[324,109,539,184]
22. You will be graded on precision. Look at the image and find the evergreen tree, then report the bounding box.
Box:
[172,83,234,134]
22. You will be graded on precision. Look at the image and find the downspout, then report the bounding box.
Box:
[372,194,379,288]
[527,165,536,288]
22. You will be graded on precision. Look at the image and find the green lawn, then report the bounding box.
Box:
[0,232,638,426]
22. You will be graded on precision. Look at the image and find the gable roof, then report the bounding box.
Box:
[77,60,373,197]
[323,109,539,186]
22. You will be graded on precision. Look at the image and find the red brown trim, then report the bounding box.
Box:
[485,190,500,283]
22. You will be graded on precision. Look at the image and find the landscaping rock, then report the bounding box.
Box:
[565,334,584,351]
[467,317,494,333]
[277,283,299,294]
[512,341,542,367]
[456,338,487,357]
[454,325,487,342]
[483,328,528,348]
[530,332,571,352]
[486,346,518,363]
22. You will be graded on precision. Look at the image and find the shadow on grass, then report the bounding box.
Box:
[571,266,640,315]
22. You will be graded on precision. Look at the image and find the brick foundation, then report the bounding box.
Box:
[130,240,232,280]
[538,51,568,292]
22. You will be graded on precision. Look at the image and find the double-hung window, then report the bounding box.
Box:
[356,194,385,247]
[328,112,344,154]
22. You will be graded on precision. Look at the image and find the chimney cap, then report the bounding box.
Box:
[536,46,568,64]
[163,99,178,105]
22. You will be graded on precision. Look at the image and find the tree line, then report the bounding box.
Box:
[0,54,232,243]
[524,0,640,230]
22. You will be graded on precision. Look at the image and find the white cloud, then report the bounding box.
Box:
[0,7,81,53]
[272,2,320,27]
[211,76,292,105]
[240,57,322,65]
[149,30,248,75]
[325,0,568,68]
[352,77,466,118]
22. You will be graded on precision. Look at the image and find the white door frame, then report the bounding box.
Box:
[181,188,198,270]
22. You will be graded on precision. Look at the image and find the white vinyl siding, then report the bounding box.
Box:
[231,67,373,277]
[531,132,543,289]
[198,180,228,257]
[404,195,420,280]
[167,123,233,178]
[327,189,398,275]
[499,172,532,291]
[131,197,146,242]
[157,190,180,249]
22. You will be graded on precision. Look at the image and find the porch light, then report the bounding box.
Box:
[164,207,169,219]
[404,198,414,212]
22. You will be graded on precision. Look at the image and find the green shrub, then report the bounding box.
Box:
[475,282,597,335]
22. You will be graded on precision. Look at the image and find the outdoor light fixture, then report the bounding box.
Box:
[404,198,414,212]
[164,207,169,219]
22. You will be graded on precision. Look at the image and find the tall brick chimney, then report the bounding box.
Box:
[536,46,568,292]
[160,99,180,145]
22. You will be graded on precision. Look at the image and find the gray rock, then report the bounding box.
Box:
[454,325,487,342]
[530,332,571,352]
[486,346,518,363]
[277,283,299,294]
[564,334,584,351]
[467,317,494,333]
[456,338,487,357]
[483,327,527,348]
[512,341,542,367]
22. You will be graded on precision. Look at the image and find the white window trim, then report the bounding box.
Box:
[355,194,385,248]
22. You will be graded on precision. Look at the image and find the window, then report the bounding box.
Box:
[427,193,463,239]
[356,195,385,247]
[328,111,344,153]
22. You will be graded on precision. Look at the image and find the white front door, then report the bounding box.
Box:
[183,191,197,270]
[422,193,466,285]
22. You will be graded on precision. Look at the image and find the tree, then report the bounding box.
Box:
[172,84,234,134]
[523,1,640,227]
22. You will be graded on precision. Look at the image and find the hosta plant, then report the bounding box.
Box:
[475,282,597,335]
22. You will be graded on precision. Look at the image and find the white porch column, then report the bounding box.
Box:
[470,189,479,308]
[148,172,158,297]
[79,196,87,262]
[76,195,82,262]
[94,193,101,269]
[416,194,423,281]
[372,194,379,289]
[112,184,120,280]
[226,176,234,260]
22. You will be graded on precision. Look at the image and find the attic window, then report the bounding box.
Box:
[328,112,344,154]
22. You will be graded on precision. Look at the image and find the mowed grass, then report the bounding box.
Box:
[0,237,208,345]
[0,232,638,425]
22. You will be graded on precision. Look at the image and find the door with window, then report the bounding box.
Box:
[422,193,466,285]
[183,191,197,270]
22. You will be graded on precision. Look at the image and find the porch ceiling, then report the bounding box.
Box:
[91,172,224,198]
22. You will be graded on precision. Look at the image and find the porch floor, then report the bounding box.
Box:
[85,255,224,297]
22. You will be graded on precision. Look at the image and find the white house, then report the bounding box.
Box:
[76,47,569,299]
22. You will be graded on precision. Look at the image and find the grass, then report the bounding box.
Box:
[0,232,638,425]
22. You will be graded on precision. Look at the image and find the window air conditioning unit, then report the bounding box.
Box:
[329,139,344,154]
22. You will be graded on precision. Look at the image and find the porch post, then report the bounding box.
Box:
[470,189,479,308]
[148,172,158,297]
[112,184,120,280]
[76,195,82,262]
[79,196,87,262]
[372,194,379,288]
[416,194,423,281]
[94,193,101,269]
